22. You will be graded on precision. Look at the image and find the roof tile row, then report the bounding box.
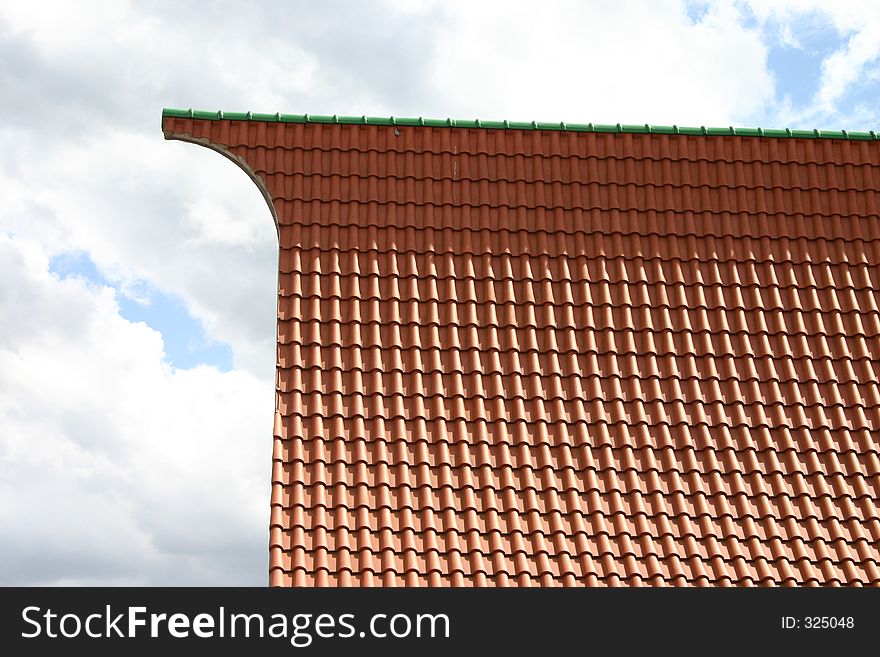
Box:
[163,116,880,163]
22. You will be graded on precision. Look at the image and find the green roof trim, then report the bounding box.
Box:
[162,108,880,141]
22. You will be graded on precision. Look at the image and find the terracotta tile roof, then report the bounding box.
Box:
[163,110,880,587]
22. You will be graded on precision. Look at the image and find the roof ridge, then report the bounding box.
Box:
[162,107,880,141]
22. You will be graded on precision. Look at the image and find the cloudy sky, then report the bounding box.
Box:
[1,0,879,586]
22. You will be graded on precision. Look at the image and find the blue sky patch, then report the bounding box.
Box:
[764,15,842,112]
[49,251,233,371]
[684,1,709,25]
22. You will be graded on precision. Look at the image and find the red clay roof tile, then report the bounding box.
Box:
[164,113,880,586]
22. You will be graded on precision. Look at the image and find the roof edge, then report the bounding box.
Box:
[162,108,880,141]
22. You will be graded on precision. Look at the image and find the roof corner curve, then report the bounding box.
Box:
[161,121,280,240]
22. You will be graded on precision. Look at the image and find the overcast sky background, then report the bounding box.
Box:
[1,0,879,585]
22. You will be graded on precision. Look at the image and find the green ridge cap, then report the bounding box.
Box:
[161,108,880,141]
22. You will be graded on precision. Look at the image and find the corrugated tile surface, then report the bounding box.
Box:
[164,116,880,586]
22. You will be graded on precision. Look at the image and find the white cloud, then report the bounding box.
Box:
[428,0,774,126]
[184,198,264,248]
[814,24,880,112]
[0,233,271,585]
